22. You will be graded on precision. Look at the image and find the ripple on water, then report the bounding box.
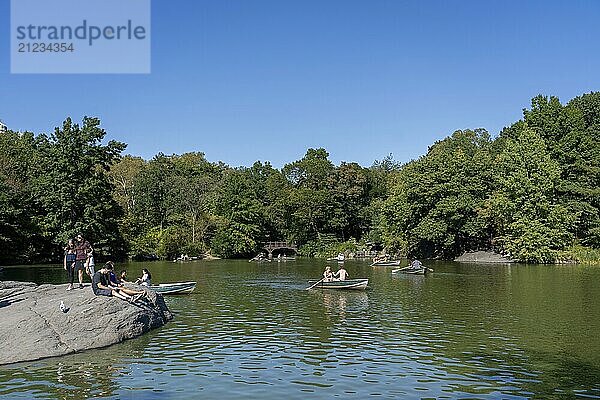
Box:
[2,261,600,399]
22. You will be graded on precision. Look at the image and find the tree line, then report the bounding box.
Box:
[0,93,598,264]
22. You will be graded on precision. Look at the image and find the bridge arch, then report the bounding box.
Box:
[262,241,297,258]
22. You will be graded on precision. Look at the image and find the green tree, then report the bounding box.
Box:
[30,117,126,258]
[486,126,574,262]
[328,162,370,241]
[211,169,263,257]
[517,94,600,248]
[381,129,495,258]
[168,153,221,252]
[0,130,37,262]
[282,148,335,244]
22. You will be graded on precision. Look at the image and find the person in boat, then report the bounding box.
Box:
[373,253,389,263]
[334,265,348,281]
[135,268,152,286]
[92,266,145,303]
[323,266,334,282]
[409,259,423,269]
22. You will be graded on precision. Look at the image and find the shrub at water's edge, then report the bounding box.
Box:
[564,246,600,265]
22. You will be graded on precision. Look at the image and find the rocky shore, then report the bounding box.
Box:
[0,281,172,365]
[454,250,515,263]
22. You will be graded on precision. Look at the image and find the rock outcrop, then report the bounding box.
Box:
[454,250,515,263]
[0,281,172,365]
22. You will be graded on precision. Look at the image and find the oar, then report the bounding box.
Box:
[306,278,325,290]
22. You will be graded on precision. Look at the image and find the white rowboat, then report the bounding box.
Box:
[306,279,368,290]
[149,281,197,295]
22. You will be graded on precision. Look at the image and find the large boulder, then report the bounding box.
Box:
[0,281,172,365]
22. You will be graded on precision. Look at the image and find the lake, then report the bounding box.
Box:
[1,259,599,399]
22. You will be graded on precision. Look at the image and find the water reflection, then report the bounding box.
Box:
[318,290,369,319]
[0,342,148,399]
[1,260,600,399]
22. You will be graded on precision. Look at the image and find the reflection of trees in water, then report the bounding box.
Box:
[0,338,149,399]
[299,290,370,367]
[321,291,369,318]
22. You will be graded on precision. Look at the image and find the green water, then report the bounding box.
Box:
[1,259,599,399]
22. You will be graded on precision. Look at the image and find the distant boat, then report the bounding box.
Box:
[173,255,200,262]
[371,260,401,267]
[306,279,368,290]
[249,257,271,263]
[276,256,296,262]
[327,253,345,262]
[391,266,432,275]
[149,281,196,294]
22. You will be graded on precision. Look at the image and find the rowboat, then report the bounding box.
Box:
[327,254,345,262]
[391,266,431,275]
[249,257,271,263]
[306,278,368,290]
[149,281,196,294]
[371,260,401,267]
[276,256,296,262]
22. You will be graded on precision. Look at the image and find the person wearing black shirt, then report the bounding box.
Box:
[92,266,146,303]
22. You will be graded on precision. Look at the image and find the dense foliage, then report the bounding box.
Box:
[0,93,598,263]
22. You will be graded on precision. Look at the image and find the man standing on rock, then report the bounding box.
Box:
[74,234,92,289]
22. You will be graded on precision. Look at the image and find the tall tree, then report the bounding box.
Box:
[30,117,126,258]
[382,129,495,258]
[0,130,36,262]
[211,169,264,257]
[486,126,573,262]
[282,148,335,243]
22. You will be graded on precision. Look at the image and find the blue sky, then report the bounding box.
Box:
[1,0,599,167]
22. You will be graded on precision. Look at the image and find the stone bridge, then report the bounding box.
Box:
[262,241,297,258]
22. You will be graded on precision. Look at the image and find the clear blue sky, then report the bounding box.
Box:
[1,0,599,167]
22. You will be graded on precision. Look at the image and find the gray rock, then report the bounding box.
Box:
[0,281,172,365]
[454,250,515,263]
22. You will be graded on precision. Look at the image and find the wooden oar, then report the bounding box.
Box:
[306,278,325,290]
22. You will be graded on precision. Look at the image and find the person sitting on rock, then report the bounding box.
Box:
[92,266,145,303]
[135,268,152,287]
[103,262,121,287]
[119,270,129,283]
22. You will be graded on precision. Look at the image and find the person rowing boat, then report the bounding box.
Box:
[323,266,333,282]
[334,265,348,281]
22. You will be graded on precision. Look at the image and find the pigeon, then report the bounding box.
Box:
[60,300,69,313]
